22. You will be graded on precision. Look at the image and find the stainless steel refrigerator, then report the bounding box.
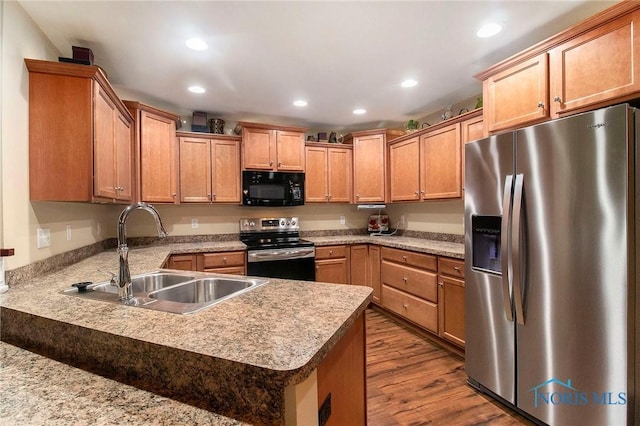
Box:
[464,103,638,425]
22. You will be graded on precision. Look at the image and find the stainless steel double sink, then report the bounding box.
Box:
[64,271,268,314]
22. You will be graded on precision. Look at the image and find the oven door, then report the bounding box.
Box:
[247,247,315,281]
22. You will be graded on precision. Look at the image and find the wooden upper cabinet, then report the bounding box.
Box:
[178,133,241,204]
[420,123,462,200]
[26,59,134,203]
[483,53,549,133]
[240,122,307,171]
[549,10,640,116]
[305,143,352,203]
[345,129,403,204]
[124,102,179,204]
[460,110,485,190]
[389,136,420,202]
[478,2,640,132]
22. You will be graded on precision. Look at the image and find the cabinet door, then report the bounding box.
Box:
[93,84,117,200]
[353,134,386,203]
[275,130,305,171]
[316,258,349,284]
[549,10,640,116]
[242,128,274,170]
[211,139,241,203]
[369,245,381,304]
[420,123,462,199]
[389,137,420,201]
[438,275,465,347]
[167,254,198,271]
[179,137,211,203]
[305,146,329,202]
[140,111,178,203]
[484,53,549,132]
[327,147,352,203]
[460,114,485,190]
[114,111,134,201]
[350,245,368,287]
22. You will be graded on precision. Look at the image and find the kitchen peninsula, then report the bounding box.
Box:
[0,244,372,425]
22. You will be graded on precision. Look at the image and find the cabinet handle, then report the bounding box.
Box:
[537,101,545,109]
[453,266,461,271]
[402,255,407,261]
[554,96,562,103]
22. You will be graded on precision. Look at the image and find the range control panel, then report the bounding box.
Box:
[240,217,299,233]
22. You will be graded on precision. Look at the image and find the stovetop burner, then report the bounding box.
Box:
[239,217,313,250]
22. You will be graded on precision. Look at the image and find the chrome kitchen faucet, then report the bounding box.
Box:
[116,202,167,301]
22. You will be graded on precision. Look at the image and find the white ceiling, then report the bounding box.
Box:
[19,0,616,131]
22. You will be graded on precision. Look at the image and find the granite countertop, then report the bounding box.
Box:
[305,235,464,259]
[0,341,246,426]
[0,245,372,424]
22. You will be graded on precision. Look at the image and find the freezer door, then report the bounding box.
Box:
[515,104,631,425]
[464,132,516,403]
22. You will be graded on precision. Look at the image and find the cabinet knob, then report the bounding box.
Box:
[414,191,419,196]
[355,194,360,199]
[172,193,177,197]
[278,162,282,167]
[554,96,562,103]
[402,277,408,283]
[402,304,408,310]
[537,101,545,109]
[222,257,227,263]
[453,266,461,271]
[329,250,334,255]
[439,281,444,287]
[402,255,407,261]
[269,161,273,166]
[328,194,332,200]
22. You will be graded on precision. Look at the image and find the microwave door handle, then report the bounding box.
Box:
[512,174,525,326]
[501,175,514,322]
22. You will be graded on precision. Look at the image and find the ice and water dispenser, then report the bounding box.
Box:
[471,216,502,274]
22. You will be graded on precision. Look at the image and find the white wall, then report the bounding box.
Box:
[2,1,117,270]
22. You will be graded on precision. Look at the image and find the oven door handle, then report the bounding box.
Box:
[248,248,315,262]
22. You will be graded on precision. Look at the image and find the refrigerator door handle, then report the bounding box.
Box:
[501,175,514,322]
[512,174,525,325]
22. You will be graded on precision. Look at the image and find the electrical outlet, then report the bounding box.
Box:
[37,228,51,248]
[340,215,345,225]
[400,215,406,225]
[66,224,72,241]
[191,218,199,229]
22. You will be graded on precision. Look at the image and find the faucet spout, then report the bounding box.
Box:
[116,202,167,301]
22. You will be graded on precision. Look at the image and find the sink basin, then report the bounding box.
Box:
[64,270,267,315]
[149,278,257,304]
[91,272,195,294]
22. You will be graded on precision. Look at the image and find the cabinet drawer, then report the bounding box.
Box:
[202,251,245,269]
[204,266,246,276]
[438,257,465,279]
[316,245,348,260]
[382,284,438,333]
[381,261,438,303]
[381,247,436,271]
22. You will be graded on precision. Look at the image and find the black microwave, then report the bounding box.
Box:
[242,171,305,206]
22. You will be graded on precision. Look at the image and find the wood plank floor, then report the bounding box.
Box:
[366,308,533,426]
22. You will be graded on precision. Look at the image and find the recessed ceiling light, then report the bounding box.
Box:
[185,37,208,51]
[353,108,367,115]
[477,22,503,38]
[188,86,206,94]
[293,100,308,107]
[401,79,418,88]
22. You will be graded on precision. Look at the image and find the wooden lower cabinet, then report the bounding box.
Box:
[380,247,465,348]
[317,313,366,426]
[350,244,381,303]
[165,251,246,275]
[315,245,350,284]
[438,257,465,347]
[166,254,198,271]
